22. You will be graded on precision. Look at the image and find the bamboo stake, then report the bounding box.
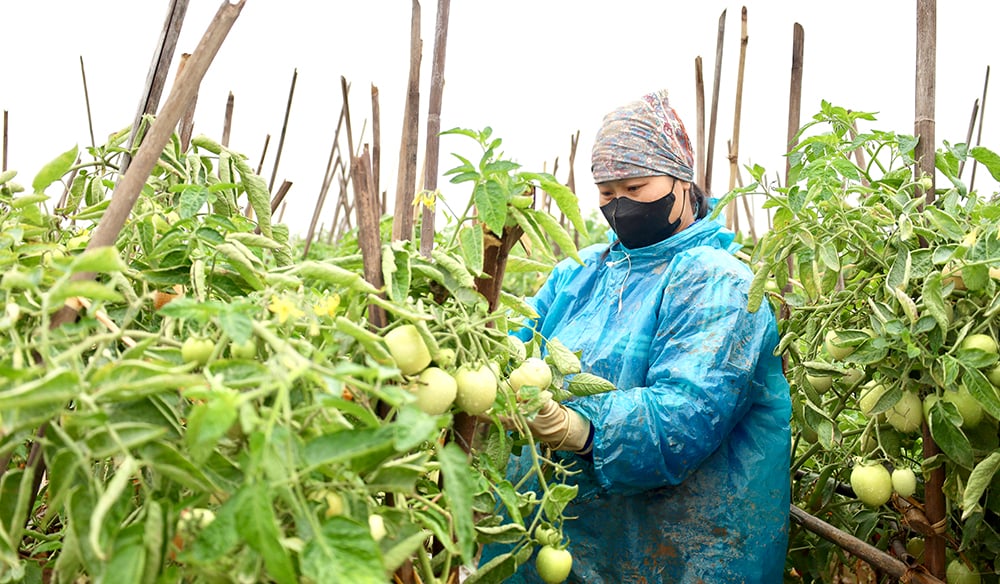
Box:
[419,0,452,258]
[392,0,422,242]
[80,56,96,151]
[726,7,748,232]
[372,85,383,214]
[786,23,804,184]
[790,505,944,584]
[351,145,386,329]
[222,91,234,147]
[51,0,243,329]
[256,134,270,175]
[268,68,297,193]
[340,76,356,164]
[2,110,7,171]
[694,56,706,188]
[302,103,347,258]
[958,99,979,180]
[915,1,945,579]
[176,54,197,151]
[705,9,726,195]
[121,0,189,176]
[969,66,990,193]
[567,131,580,247]
[270,180,292,214]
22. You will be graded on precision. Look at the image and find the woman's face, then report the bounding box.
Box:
[597,175,695,229]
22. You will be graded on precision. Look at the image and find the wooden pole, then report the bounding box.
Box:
[2,110,7,171]
[969,66,990,193]
[302,105,346,258]
[392,0,423,242]
[790,505,945,584]
[371,84,383,213]
[786,23,804,184]
[268,68,298,193]
[726,7,748,232]
[958,99,979,180]
[80,56,96,151]
[695,56,706,188]
[222,91,234,147]
[52,0,243,326]
[419,0,451,258]
[175,54,197,151]
[121,0,189,176]
[704,9,726,196]
[915,0,944,579]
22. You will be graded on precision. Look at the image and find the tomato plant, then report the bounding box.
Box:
[735,102,1000,580]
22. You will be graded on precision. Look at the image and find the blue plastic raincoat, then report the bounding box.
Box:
[486,215,791,583]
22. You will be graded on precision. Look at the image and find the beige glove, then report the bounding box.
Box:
[525,396,593,453]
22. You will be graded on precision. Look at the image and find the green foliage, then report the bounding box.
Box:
[738,101,1000,580]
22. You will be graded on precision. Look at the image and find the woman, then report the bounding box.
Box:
[491,90,791,583]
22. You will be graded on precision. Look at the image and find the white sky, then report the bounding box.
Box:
[2,1,998,237]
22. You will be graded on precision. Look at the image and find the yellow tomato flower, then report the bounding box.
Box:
[312,294,341,318]
[268,295,304,324]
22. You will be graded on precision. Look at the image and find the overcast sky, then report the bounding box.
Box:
[3,1,998,237]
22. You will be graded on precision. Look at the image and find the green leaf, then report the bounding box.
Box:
[303,427,398,474]
[438,443,477,562]
[521,172,587,235]
[886,247,911,291]
[530,209,582,264]
[189,486,246,562]
[32,145,78,194]
[49,280,124,307]
[962,450,1000,520]
[463,551,519,584]
[458,225,485,276]
[970,146,1000,182]
[382,243,411,302]
[921,274,950,333]
[962,367,1000,421]
[566,372,616,397]
[178,185,210,219]
[929,402,974,469]
[237,484,296,584]
[218,309,254,344]
[475,180,508,236]
[391,406,440,451]
[186,391,239,463]
[545,337,581,375]
[818,242,840,272]
[924,207,965,241]
[0,368,80,410]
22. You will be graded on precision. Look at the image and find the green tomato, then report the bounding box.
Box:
[411,367,457,415]
[850,463,892,507]
[946,559,981,584]
[885,391,923,434]
[230,338,258,359]
[986,363,1000,387]
[454,364,498,415]
[181,337,214,366]
[824,330,856,361]
[858,381,888,417]
[434,347,457,369]
[891,467,917,498]
[960,333,998,355]
[805,373,833,395]
[942,385,984,429]
[535,545,573,584]
[509,357,553,391]
[384,324,432,375]
[840,368,865,388]
[905,537,924,560]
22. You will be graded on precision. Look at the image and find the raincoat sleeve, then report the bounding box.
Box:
[568,248,776,494]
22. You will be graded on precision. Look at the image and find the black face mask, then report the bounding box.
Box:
[601,193,683,249]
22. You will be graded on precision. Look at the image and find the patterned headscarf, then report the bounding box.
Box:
[591,89,695,184]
